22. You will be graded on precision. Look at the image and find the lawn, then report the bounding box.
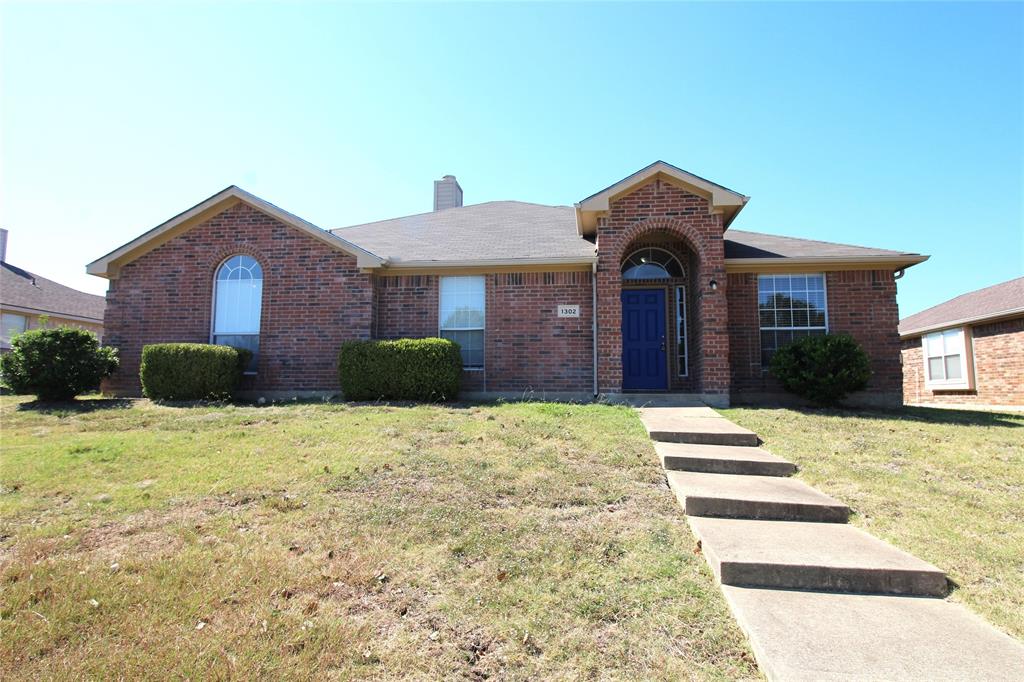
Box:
[0,396,758,680]
[722,405,1024,640]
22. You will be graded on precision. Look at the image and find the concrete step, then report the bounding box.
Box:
[666,470,850,522]
[656,442,796,476]
[638,407,759,446]
[689,516,947,596]
[722,585,1024,681]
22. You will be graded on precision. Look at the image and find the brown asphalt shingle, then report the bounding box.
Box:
[1,262,105,322]
[332,201,922,265]
[899,276,1024,336]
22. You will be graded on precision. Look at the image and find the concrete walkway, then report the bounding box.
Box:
[638,406,1024,681]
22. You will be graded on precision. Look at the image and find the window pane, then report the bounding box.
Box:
[440,329,484,368]
[759,310,775,327]
[792,309,809,327]
[928,356,945,380]
[806,275,825,291]
[1,313,27,345]
[440,276,485,330]
[944,355,962,380]
[943,329,964,353]
[214,256,263,335]
[214,334,259,372]
[924,333,944,358]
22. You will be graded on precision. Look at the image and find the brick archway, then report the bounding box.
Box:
[595,187,730,398]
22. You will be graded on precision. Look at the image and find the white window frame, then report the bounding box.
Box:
[210,254,263,374]
[1,312,28,348]
[676,285,688,377]
[438,275,485,370]
[922,327,974,390]
[757,273,829,367]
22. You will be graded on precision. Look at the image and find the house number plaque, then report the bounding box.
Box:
[557,305,580,318]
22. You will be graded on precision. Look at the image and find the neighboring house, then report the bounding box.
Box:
[900,277,1024,410]
[86,161,927,405]
[1,229,105,350]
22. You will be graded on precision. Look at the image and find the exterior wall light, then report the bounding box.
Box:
[709,279,718,291]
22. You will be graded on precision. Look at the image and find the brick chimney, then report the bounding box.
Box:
[0,228,7,263]
[433,175,463,211]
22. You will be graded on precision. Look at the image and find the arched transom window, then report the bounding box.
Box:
[212,255,263,371]
[621,248,685,280]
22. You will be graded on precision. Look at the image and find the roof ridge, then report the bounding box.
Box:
[728,229,913,255]
[331,200,570,232]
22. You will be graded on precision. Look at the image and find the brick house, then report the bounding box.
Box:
[900,277,1024,410]
[2,229,105,350]
[87,161,927,405]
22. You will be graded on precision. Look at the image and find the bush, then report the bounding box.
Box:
[769,333,871,407]
[140,343,252,401]
[338,338,462,401]
[0,327,119,401]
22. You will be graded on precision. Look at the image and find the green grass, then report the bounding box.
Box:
[0,396,758,680]
[721,405,1024,640]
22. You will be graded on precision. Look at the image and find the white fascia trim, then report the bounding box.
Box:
[86,186,384,277]
[900,307,1024,339]
[577,161,748,213]
[379,256,598,269]
[725,254,929,270]
[0,304,103,325]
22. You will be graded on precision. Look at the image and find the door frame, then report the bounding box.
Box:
[621,286,669,391]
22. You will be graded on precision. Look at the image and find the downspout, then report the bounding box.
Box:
[592,260,598,398]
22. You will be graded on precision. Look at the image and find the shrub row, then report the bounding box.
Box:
[338,338,461,401]
[140,343,252,400]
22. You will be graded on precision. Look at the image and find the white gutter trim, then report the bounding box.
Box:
[724,254,929,268]
[379,256,598,269]
[899,307,1024,339]
[0,304,103,325]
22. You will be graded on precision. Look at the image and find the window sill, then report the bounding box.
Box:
[462,367,485,372]
[926,382,973,392]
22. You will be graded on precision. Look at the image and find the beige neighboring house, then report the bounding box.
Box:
[1,229,105,350]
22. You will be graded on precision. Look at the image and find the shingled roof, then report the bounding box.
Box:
[899,276,1024,337]
[2,261,105,322]
[332,201,925,269]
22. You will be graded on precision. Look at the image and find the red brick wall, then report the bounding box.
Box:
[901,317,1024,407]
[373,275,438,339]
[595,180,727,395]
[728,269,903,398]
[486,271,593,392]
[102,202,372,395]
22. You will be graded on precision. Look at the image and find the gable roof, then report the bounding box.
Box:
[575,161,749,235]
[899,276,1024,337]
[724,230,927,271]
[2,261,105,323]
[87,186,383,278]
[332,201,597,268]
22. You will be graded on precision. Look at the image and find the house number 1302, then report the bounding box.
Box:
[557,305,580,318]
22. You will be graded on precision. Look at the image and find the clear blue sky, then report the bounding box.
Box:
[2,2,1021,316]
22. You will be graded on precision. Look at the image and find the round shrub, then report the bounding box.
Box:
[338,338,462,401]
[0,326,119,401]
[140,343,252,401]
[769,333,871,407]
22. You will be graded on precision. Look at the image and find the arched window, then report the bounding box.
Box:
[212,255,263,371]
[621,248,685,280]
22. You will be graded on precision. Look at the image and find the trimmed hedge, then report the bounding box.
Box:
[338,338,462,401]
[769,333,871,407]
[0,326,119,401]
[140,343,252,401]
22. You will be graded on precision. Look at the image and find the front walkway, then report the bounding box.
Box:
[637,406,1024,681]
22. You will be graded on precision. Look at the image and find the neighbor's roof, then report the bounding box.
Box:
[333,201,597,267]
[899,276,1024,337]
[1,261,105,322]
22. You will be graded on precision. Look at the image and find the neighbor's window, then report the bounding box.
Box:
[923,328,973,389]
[439,275,485,368]
[1,313,27,348]
[758,274,827,365]
[212,255,263,372]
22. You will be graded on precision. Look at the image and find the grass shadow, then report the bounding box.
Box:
[729,403,1023,428]
[16,397,136,415]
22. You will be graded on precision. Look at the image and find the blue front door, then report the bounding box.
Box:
[621,288,667,390]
